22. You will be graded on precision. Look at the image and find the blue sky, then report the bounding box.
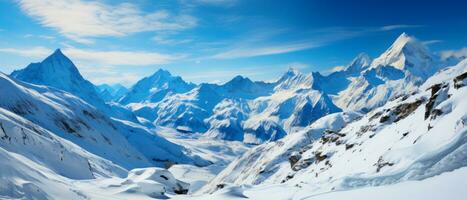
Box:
[0,0,466,86]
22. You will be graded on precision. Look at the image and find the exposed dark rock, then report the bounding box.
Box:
[288,152,301,168]
[369,111,383,121]
[393,99,424,122]
[345,143,355,150]
[321,130,345,144]
[375,156,394,172]
[425,83,448,120]
[454,72,467,89]
[160,175,169,180]
[314,152,327,163]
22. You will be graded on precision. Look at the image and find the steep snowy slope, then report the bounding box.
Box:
[119,69,195,105]
[203,59,467,195]
[0,72,208,169]
[0,107,126,179]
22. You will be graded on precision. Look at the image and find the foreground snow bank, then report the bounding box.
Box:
[304,166,467,200]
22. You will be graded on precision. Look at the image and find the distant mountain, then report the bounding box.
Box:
[129,67,340,143]
[97,83,129,102]
[119,69,195,105]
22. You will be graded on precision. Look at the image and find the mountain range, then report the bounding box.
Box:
[0,32,465,199]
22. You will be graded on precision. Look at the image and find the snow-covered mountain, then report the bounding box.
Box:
[201,59,467,196]
[11,49,103,107]
[97,83,129,102]
[0,72,208,169]
[10,49,140,123]
[122,33,446,143]
[318,33,443,112]
[119,69,195,105]
[127,68,340,143]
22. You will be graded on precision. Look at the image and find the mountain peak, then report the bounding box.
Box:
[286,67,299,76]
[10,47,104,108]
[151,68,172,78]
[341,53,371,75]
[370,33,435,78]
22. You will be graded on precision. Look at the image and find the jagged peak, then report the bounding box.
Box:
[226,75,253,85]
[286,67,300,76]
[371,33,433,74]
[150,68,172,78]
[351,53,371,66]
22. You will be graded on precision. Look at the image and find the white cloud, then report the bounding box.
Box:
[210,27,366,59]
[0,46,181,66]
[78,65,141,86]
[380,24,423,31]
[152,35,193,45]
[18,0,197,43]
[180,0,237,7]
[212,41,322,59]
[0,46,52,58]
[422,40,443,45]
[23,34,55,40]
[287,62,308,70]
[62,48,182,66]
[440,48,467,60]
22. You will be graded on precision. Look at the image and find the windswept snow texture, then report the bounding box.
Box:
[203,59,467,197]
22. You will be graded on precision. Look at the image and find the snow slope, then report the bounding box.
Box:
[0,72,208,169]
[10,49,139,122]
[179,167,467,200]
[202,59,467,196]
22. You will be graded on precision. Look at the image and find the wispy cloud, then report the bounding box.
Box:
[152,35,193,45]
[212,41,322,59]
[18,0,197,43]
[422,40,443,45]
[63,48,182,66]
[380,24,424,31]
[24,34,55,40]
[78,65,141,86]
[440,47,467,60]
[0,46,52,58]
[0,46,181,66]
[181,0,238,7]
[210,27,367,59]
